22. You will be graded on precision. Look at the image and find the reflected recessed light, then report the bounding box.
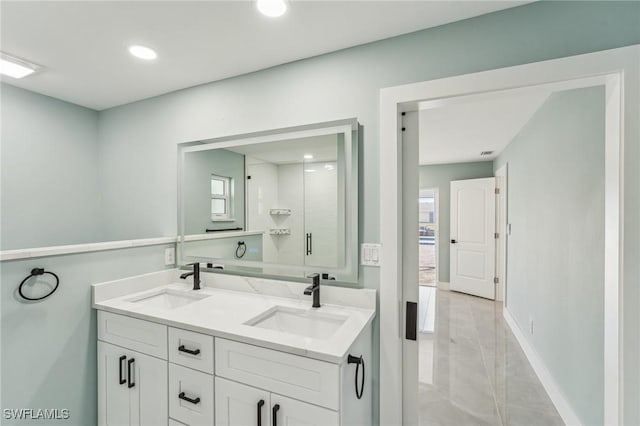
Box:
[256,0,288,17]
[128,45,157,60]
[0,53,39,79]
[303,154,313,160]
[324,164,335,170]
[304,169,316,173]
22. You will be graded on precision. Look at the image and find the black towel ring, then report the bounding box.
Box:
[348,354,365,399]
[18,268,60,301]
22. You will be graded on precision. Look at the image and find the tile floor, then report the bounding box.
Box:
[419,288,565,426]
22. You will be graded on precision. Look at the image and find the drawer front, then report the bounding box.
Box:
[169,363,214,426]
[215,338,339,410]
[98,311,167,359]
[169,327,214,374]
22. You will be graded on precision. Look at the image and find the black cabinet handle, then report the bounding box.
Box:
[257,399,265,426]
[178,392,201,405]
[272,404,280,426]
[127,358,135,388]
[119,355,126,385]
[306,233,311,255]
[451,239,457,244]
[178,345,201,356]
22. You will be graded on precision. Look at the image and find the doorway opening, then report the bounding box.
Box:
[418,189,437,287]
[380,46,633,426]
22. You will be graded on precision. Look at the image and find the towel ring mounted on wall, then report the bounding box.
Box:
[348,354,365,399]
[18,268,60,301]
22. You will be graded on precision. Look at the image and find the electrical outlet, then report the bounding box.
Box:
[529,317,534,335]
[164,247,175,266]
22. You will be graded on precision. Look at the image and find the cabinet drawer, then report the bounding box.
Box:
[169,327,214,374]
[215,338,339,410]
[169,363,214,426]
[98,311,167,359]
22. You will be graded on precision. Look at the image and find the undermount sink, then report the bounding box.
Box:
[127,289,210,309]
[245,306,347,339]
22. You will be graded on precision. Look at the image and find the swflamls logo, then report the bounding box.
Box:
[3,408,70,420]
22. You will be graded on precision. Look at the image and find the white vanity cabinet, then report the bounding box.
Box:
[96,303,373,426]
[97,311,169,426]
[216,377,339,426]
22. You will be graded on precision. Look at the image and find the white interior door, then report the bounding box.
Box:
[450,177,496,299]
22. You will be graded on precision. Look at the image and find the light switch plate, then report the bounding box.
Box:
[164,247,176,266]
[361,243,381,267]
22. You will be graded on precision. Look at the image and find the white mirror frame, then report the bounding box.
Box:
[177,118,359,283]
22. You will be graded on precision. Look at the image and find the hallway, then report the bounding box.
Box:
[419,289,564,426]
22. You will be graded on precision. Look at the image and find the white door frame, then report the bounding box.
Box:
[495,164,508,304]
[379,45,639,426]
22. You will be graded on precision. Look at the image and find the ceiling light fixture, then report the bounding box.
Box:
[256,0,288,17]
[128,45,157,60]
[303,154,313,160]
[0,53,39,79]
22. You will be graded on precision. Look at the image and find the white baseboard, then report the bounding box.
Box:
[437,281,450,291]
[503,308,583,426]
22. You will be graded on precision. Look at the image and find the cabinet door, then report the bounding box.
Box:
[129,350,168,426]
[98,341,132,426]
[271,394,339,426]
[98,341,168,426]
[215,377,270,426]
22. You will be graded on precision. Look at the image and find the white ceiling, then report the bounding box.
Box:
[1,1,528,110]
[419,90,552,165]
[228,134,337,164]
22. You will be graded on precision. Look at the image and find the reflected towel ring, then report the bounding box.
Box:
[235,241,247,259]
[18,268,60,301]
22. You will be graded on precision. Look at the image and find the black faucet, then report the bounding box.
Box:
[304,273,321,308]
[180,263,201,290]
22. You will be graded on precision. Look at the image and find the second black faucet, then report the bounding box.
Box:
[304,273,321,308]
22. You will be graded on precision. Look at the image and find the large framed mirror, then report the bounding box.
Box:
[177,118,359,283]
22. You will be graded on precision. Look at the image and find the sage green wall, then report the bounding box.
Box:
[183,149,245,234]
[1,2,639,426]
[1,84,101,250]
[0,245,174,426]
[494,87,605,425]
[418,161,494,283]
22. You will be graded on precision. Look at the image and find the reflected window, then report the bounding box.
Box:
[211,175,232,220]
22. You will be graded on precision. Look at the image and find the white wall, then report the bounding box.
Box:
[246,159,279,263]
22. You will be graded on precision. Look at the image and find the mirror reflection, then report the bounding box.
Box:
[179,120,357,281]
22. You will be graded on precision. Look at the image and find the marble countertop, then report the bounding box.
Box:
[92,269,376,364]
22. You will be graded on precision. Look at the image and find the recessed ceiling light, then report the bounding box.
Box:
[0,53,39,79]
[128,45,157,60]
[304,169,316,173]
[303,154,313,160]
[256,0,288,17]
[324,164,335,170]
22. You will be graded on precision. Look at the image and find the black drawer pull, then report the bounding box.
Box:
[257,399,265,426]
[127,358,135,388]
[178,392,201,405]
[119,355,126,385]
[178,345,201,356]
[272,404,280,426]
